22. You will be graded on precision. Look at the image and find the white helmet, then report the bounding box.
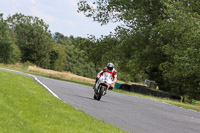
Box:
[107,62,114,71]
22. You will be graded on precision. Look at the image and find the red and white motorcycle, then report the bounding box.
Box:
[93,72,113,100]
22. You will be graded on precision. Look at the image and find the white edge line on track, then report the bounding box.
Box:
[0,68,60,100]
[27,73,61,100]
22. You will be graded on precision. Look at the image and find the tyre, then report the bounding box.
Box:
[97,87,104,100]
[94,93,97,100]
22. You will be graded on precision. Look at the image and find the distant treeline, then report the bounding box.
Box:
[1,0,200,100]
[0,13,97,78]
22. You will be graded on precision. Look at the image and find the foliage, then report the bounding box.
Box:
[78,0,200,99]
[0,14,21,64]
[1,12,99,77]
[78,0,164,26]
[157,1,200,99]
[64,44,96,78]
[53,32,73,45]
[49,43,66,71]
[78,0,167,82]
[53,32,97,77]
[6,13,52,68]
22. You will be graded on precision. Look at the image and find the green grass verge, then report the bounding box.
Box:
[0,70,126,133]
[112,89,200,112]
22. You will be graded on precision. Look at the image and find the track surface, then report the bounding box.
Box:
[1,68,200,133]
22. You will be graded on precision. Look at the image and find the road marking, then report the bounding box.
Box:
[0,68,61,100]
[27,73,61,99]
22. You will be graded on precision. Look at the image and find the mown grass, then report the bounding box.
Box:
[1,63,200,113]
[0,70,126,133]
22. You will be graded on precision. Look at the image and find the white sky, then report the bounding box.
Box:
[0,0,118,38]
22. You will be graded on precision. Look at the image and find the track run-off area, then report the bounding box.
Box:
[1,68,200,133]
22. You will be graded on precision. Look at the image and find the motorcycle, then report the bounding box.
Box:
[93,72,113,100]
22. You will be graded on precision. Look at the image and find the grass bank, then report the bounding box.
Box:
[0,70,126,133]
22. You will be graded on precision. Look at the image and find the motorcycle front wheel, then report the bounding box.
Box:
[94,94,97,100]
[96,87,104,100]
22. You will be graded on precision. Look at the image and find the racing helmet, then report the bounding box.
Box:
[107,62,114,71]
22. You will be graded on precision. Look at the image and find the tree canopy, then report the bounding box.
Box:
[78,0,200,99]
[0,14,21,64]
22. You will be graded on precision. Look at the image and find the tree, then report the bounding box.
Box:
[78,0,200,99]
[6,13,52,68]
[64,44,96,78]
[53,32,73,45]
[78,0,164,27]
[49,43,66,71]
[78,0,166,82]
[0,14,21,64]
[157,1,200,99]
[53,33,97,78]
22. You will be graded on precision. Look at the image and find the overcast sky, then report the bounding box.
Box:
[0,0,118,38]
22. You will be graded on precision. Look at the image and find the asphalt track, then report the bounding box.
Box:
[1,68,200,133]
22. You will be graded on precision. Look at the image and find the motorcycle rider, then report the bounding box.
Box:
[93,62,117,90]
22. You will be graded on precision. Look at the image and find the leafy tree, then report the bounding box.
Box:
[157,1,200,99]
[78,0,166,81]
[6,13,52,68]
[49,43,66,71]
[53,33,97,78]
[0,14,21,64]
[79,34,120,73]
[78,36,103,72]
[78,0,164,27]
[78,0,200,99]
[64,45,96,78]
[53,32,73,45]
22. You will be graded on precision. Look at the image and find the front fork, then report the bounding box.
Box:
[102,85,108,96]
